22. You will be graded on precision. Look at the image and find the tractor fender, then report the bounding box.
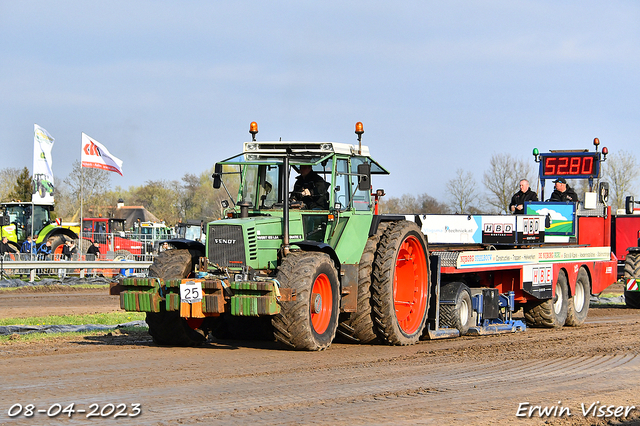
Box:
[163,238,205,252]
[41,227,78,244]
[293,240,341,271]
[369,214,423,237]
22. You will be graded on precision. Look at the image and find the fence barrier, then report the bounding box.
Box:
[0,253,154,282]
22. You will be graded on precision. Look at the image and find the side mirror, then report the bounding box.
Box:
[626,196,635,215]
[357,163,371,191]
[212,163,223,189]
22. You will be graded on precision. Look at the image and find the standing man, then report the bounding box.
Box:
[21,235,36,255]
[509,179,538,214]
[549,178,579,203]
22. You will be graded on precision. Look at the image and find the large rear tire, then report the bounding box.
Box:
[272,252,339,351]
[624,253,640,309]
[336,222,388,343]
[371,221,430,346]
[566,268,590,326]
[524,269,568,328]
[146,249,208,346]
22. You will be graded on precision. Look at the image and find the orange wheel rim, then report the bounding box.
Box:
[310,273,332,334]
[393,235,428,334]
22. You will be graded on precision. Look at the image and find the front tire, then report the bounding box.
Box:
[272,252,339,351]
[566,268,590,326]
[146,249,208,346]
[524,269,568,328]
[624,253,640,309]
[371,221,430,346]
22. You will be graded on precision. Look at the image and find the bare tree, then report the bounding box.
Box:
[0,167,22,202]
[446,169,479,214]
[602,149,639,211]
[483,153,534,214]
[379,193,448,214]
[60,160,112,218]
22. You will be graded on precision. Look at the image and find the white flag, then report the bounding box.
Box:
[32,124,55,203]
[81,133,124,176]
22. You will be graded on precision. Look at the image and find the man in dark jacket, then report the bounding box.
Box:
[509,179,538,214]
[549,178,579,203]
[292,165,329,209]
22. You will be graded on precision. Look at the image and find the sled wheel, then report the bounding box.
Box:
[439,282,473,335]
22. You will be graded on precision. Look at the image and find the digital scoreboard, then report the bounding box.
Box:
[539,152,601,180]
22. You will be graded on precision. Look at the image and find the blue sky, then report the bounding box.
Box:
[1,1,639,203]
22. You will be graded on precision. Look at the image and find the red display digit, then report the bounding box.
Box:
[569,157,581,174]
[582,156,593,175]
[544,157,557,175]
[556,157,569,174]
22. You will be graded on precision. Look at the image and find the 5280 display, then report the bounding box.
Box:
[539,152,600,179]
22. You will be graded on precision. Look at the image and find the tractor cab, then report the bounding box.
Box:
[0,202,52,244]
[209,122,389,271]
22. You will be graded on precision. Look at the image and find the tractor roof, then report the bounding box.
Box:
[219,140,388,174]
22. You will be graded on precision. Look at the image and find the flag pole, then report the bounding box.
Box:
[80,147,84,243]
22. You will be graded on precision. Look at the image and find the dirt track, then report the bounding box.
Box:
[1,290,640,425]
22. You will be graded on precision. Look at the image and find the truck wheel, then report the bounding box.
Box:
[566,268,590,326]
[371,221,430,345]
[146,249,208,346]
[439,282,473,335]
[273,252,339,350]
[524,269,569,328]
[624,253,640,309]
[336,222,388,344]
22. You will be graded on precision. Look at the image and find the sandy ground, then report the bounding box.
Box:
[1,287,640,425]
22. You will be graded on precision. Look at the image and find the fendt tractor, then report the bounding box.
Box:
[0,201,77,254]
[114,122,621,351]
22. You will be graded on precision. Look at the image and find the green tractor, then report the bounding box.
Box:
[116,122,430,350]
[32,173,55,199]
[0,202,77,254]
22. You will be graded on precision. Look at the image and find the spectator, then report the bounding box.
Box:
[20,235,37,254]
[37,240,52,259]
[87,241,101,259]
[509,179,538,215]
[1,236,15,255]
[62,240,77,260]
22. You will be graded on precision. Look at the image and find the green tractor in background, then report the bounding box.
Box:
[0,202,77,254]
[117,122,430,350]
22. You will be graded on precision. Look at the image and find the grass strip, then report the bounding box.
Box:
[0,312,146,327]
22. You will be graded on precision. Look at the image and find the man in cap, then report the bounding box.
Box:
[549,178,579,203]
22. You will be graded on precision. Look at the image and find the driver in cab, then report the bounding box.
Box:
[291,165,329,209]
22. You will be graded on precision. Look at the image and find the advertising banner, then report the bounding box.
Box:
[81,133,124,176]
[32,124,55,204]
